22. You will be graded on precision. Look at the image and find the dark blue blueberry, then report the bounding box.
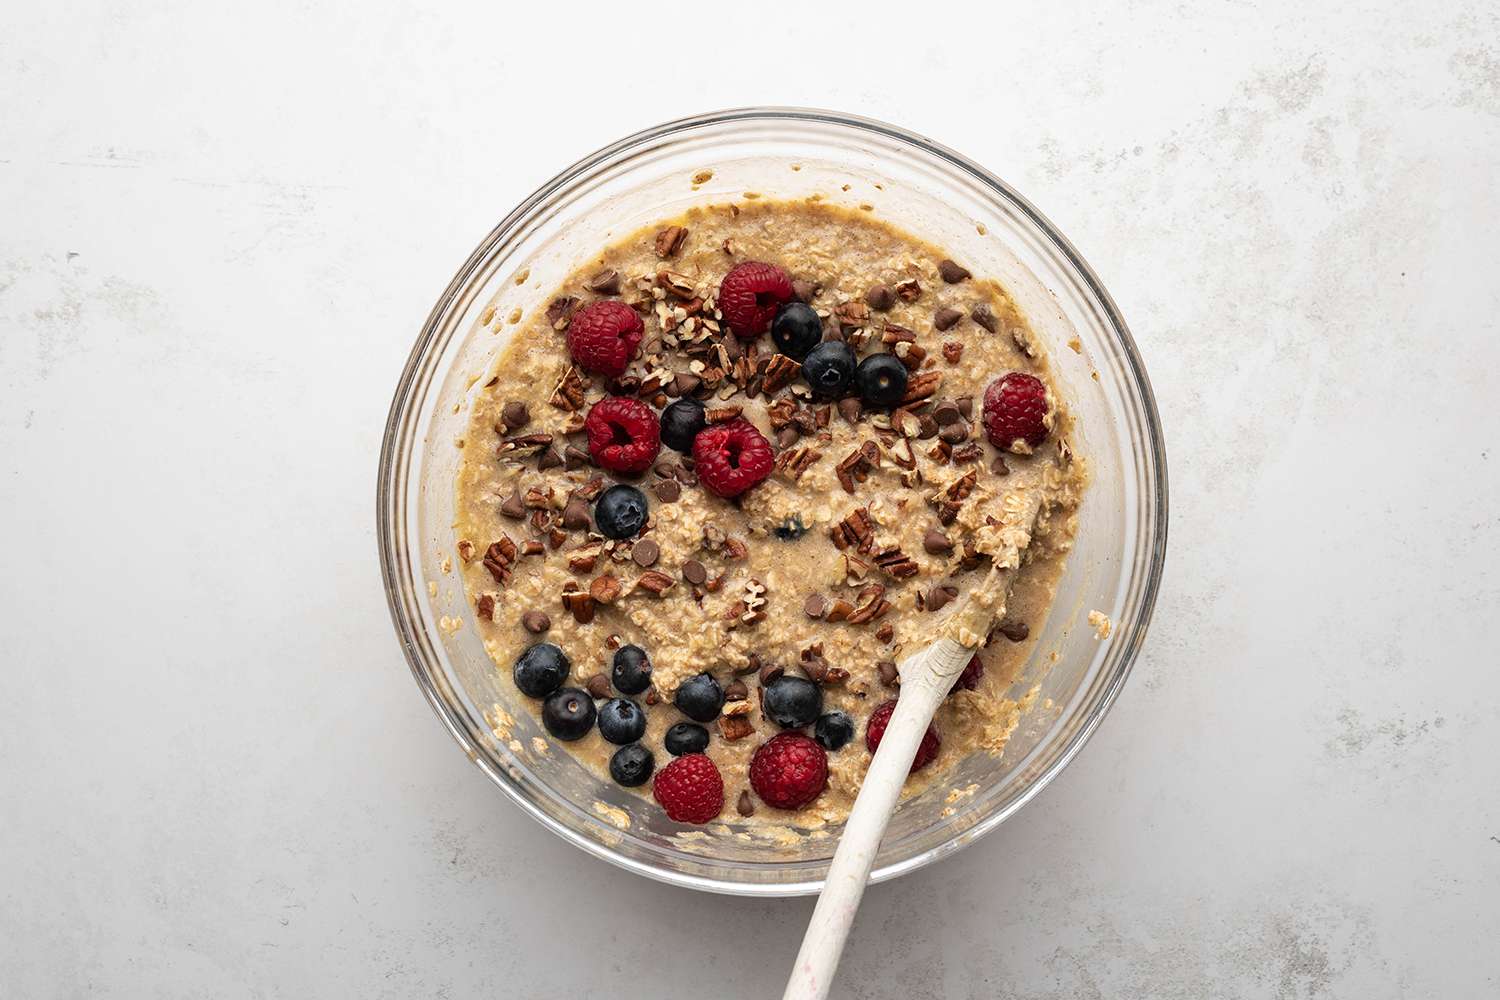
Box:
[673,673,724,723]
[609,744,655,787]
[594,484,648,540]
[800,341,857,397]
[814,711,855,751]
[541,687,596,741]
[597,698,647,745]
[664,722,710,756]
[774,514,808,541]
[762,675,823,729]
[513,642,570,699]
[660,398,707,453]
[854,353,909,408]
[770,302,823,360]
[611,644,652,695]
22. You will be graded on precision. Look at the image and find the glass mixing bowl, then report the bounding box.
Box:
[378,108,1167,896]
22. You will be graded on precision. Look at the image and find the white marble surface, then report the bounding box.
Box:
[3,3,1498,997]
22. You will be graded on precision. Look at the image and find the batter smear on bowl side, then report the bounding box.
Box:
[454,199,1086,828]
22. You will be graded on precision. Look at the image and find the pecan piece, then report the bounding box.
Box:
[829,507,876,553]
[760,353,801,395]
[635,570,676,596]
[774,445,822,482]
[873,547,919,580]
[560,583,595,624]
[719,713,754,742]
[549,366,588,411]
[546,295,580,331]
[654,225,688,258]
[589,574,622,605]
[902,370,943,405]
[482,537,517,585]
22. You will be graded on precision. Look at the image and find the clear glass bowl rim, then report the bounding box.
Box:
[377,106,1169,896]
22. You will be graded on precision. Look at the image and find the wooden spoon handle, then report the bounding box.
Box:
[782,638,973,1000]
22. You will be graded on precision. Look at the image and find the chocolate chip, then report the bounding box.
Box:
[586,269,621,295]
[776,426,800,449]
[792,278,819,303]
[801,655,829,683]
[537,447,563,470]
[500,492,526,519]
[757,660,784,686]
[865,283,895,311]
[971,303,997,333]
[644,685,660,706]
[737,790,756,816]
[521,610,551,634]
[564,445,592,471]
[925,585,959,612]
[937,259,971,283]
[586,673,611,699]
[938,420,970,444]
[877,660,899,686]
[916,413,940,440]
[672,372,702,396]
[561,498,591,530]
[991,456,1010,476]
[956,396,974,419]
[631,538,660,567]
[997,621,1030,642]
[654,479,682,503]
[501,401,530,430]
[724,679,748,702]
[934,307,964,331]
[803,593,828,619]
[682,559,708,585]
[923,528,953,554]
[933,400,962,425]
[837,397,863,423]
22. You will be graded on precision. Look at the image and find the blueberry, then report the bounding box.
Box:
[660,398,707,453]
[609,743,655,787]
[611,644,652,695]
[541,687,596,741]
[762,675,823,729]
[814,711,855,751]
[855,353,909,408]
[597,698,647,745]
[673,673,725,722]
[770,302,823,360]
[513,642,570,698]
[594,484,648,540]
[664,721,710,756]
[800,341,857,397]
[774,514,808,541]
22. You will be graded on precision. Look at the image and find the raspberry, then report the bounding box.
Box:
[652,752,724,824]
[567,300,643,378]
[718,261,793,339]
[982,371,1050,453]
[691,418,774,498]
[749,733,828,810]
[864,699,941,773]
[586,397,661,474]
[953,654,984,693]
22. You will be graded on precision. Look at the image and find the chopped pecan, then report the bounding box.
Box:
[567,544,602,574]
[523,485,554,509]
[767,397,798,429]
[705,405,742,424]
[928,440,953,463]
[589,574,622,605]
[719,713,754,742]
[829,507,876,553]
[895,278,922,302]
[656,270,696,300]
[476,594,495,621]
[482,537,517,585]
[500,433,554,458]
[456,539,476,562]
[760,353,801,395]
[942,341,964,364]
[847,584,891,625]
[873,547,919,580]
[892,341,927,370]
[654,225,688,258]
[635,570,676,596]
[881,323,916,345]
[774,445,822,481]
[549,366,588,411]
[902,370,942,404]
[834,441,880,494]
[834,300,870,330]
[560,583,595,624]
[723,537,749,560]
[546,296,580,331]
[824,598,857,623]
[952,442,983,464]
[875,622,894,643]
[885,436,917,470]
[521,540,545,556]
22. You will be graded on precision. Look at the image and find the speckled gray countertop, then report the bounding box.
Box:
[3,3,1497,997]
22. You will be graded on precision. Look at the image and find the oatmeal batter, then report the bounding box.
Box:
[454,199,1085,828]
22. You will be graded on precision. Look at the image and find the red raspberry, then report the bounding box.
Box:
[567,300,643,378]
[691,418,774,498]
[717,261,793,338]
[982,371,1050,453]
[652,752,724,824]
[953,654,984,693]
[585,397,661,474]
[749,733,829,810]
[864,700,941,773]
